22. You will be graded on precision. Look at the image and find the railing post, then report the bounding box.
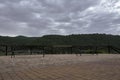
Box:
[108,46,111,54]
[43,46,45,58]
[5,45,8,56]
[11,46,15,58]
[30,47,32,55]
[95,46,98,55]
[70,47,72,54]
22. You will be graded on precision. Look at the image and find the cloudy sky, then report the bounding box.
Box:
[0,0,120,37]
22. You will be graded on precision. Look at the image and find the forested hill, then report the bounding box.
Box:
[0,34,120,47]
[0,36,37,45]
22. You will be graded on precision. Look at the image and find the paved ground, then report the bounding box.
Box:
[0,54,120,80]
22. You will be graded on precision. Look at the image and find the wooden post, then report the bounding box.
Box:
[79,47,82,56]
[95,46,98,55]
[30,47,32,55]
[108,46,111,54]
[51,46,53,54]
[70,47,72,54]
[75,48,78,56]
[5,45,8,56]
[75,47,78,56]
[43,47,45,58]
[11,46,15,58]
[79,48,82,56]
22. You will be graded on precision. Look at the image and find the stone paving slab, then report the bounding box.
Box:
[0,54,120,80]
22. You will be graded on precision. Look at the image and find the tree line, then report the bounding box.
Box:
[0,34,120,48]
[0,34,120,55]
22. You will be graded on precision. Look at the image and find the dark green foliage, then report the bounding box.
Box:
[0,34,120,55]
[33,34,120,48]
[0,35,37,45]
[0,34,120,48]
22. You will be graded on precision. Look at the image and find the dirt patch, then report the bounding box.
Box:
[0,54,120,80]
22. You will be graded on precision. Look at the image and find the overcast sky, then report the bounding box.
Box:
[0,0,120,37]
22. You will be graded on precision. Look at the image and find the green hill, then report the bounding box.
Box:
[0,34,120,48]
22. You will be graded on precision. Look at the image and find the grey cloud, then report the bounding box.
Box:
[0,0,120,36]
[86,13,120,34]
[113,18,120,24]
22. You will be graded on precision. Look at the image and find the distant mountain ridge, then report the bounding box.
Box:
[0,34,120,48]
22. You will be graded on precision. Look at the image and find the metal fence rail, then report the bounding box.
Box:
[0,45,119,57]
